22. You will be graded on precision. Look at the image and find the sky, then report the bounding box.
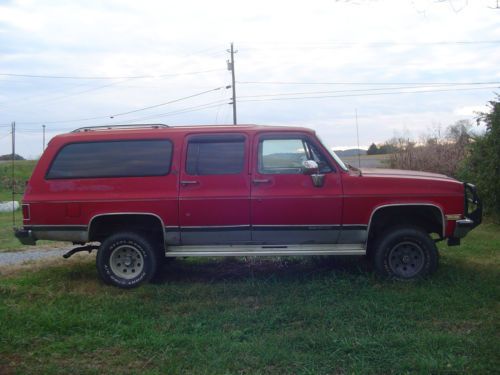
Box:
[0,0,499,158]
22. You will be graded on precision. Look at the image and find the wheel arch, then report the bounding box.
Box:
[88,212,167,245]
[366,203,445,248]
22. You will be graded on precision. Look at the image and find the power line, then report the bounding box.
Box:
[238,83,498,99]
[238,86,499,103]
[124,99,230,123]
[237,80,500,86]
[9,87,229,125]
[0,78,132,109]
[240,40,500,49]
[110,86,229,118]
[0,68,224,80]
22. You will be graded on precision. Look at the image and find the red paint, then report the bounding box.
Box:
[22,125,467,239]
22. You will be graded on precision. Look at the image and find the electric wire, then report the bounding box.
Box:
[10,86,229,125]
[110,86,228,118]
[237,83,498,99]
[0,68,224,80]
[123,99,230,123]
[238,86,499,103]
[240,40,500,49]
[237,80,500,86]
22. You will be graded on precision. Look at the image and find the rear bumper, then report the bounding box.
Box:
[14,228,37,245]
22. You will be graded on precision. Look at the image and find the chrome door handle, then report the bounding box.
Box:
[252,179,271,184]
[181,180,199,186]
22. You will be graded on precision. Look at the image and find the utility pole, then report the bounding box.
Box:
[42,124,46,151]
[11,121,15,227]
[227,42,237,125]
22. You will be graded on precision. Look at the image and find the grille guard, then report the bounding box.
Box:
[464,182,482,228]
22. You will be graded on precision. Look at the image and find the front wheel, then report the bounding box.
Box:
[373,226,438,280]
[96,232,158,288]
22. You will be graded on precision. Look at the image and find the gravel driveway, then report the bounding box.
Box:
[0,247,74,266]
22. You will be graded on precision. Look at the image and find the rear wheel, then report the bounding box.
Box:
[373,226,438,280]
[96,232,158,288]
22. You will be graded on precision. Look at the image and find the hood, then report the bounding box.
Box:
[359,168,457,182]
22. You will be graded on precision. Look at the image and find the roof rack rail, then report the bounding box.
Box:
[71,124,169,133]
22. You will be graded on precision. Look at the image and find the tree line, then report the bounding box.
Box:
[372,95,499,219]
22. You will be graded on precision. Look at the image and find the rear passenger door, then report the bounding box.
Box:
[178,133,251,244]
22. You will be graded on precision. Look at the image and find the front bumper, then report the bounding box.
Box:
[449,183,482,245]
[453,218,476,239]
[14,228,37,245]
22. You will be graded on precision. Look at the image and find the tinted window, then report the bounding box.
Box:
[47,139,172,179]
[186,138,245,175]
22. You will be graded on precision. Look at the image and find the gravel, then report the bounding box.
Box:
[0,247,74,266]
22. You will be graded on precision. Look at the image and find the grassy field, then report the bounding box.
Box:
[0,222,498,374]
[0,160,37,201]
[0,161,32,251]
[0,160,69,251]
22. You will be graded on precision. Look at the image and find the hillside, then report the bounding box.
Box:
[334,149,367,157]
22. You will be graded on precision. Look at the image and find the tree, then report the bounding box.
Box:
[460,96,500,219]
[367,143,379,155]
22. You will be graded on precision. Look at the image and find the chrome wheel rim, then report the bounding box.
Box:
[388,241,425,278]
[110,244,144,280]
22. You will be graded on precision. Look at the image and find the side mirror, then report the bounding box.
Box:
[302,160,319,175]
[302,160,325,188]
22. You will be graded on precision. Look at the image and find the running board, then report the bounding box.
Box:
[166,244,365,257]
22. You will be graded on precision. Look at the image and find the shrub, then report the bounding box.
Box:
[459,96,500,219]
[389,120,472,178]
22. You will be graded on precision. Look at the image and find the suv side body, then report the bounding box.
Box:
[16,124,482,288]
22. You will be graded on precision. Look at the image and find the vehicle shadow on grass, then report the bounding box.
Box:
[152,256,372,284]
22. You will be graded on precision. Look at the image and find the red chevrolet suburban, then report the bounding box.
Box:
[15,124,482,288]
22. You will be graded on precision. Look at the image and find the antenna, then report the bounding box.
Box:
[355,109,361,168]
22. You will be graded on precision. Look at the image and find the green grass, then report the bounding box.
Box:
[0,223,498,374]
[0,160,37,201]
[0,211,23,251]
[0,210,68,252]
[0,160,68,251]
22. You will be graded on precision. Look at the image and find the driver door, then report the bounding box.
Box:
[250,133,342,244]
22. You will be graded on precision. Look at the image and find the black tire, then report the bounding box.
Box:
[96,232,158,289]
[373,226,438,280]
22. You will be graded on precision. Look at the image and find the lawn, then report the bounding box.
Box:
[0,222,498,374]
[0,160,68,251]
[0,160,37,201]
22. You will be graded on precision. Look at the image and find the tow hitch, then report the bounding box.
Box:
[63,245,99,259]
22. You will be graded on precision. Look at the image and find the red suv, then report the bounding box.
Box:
[15,124,482,288]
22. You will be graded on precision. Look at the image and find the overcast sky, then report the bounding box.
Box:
[0,0,499,158]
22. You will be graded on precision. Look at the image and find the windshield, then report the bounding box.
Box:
[316,134,349,172]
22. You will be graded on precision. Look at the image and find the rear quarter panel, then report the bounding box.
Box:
[23,132,181,228]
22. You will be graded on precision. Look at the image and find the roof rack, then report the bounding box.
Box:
[71,124,169,133]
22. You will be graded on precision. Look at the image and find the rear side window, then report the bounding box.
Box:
[186,135,245,175]
[46,139,173,179]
